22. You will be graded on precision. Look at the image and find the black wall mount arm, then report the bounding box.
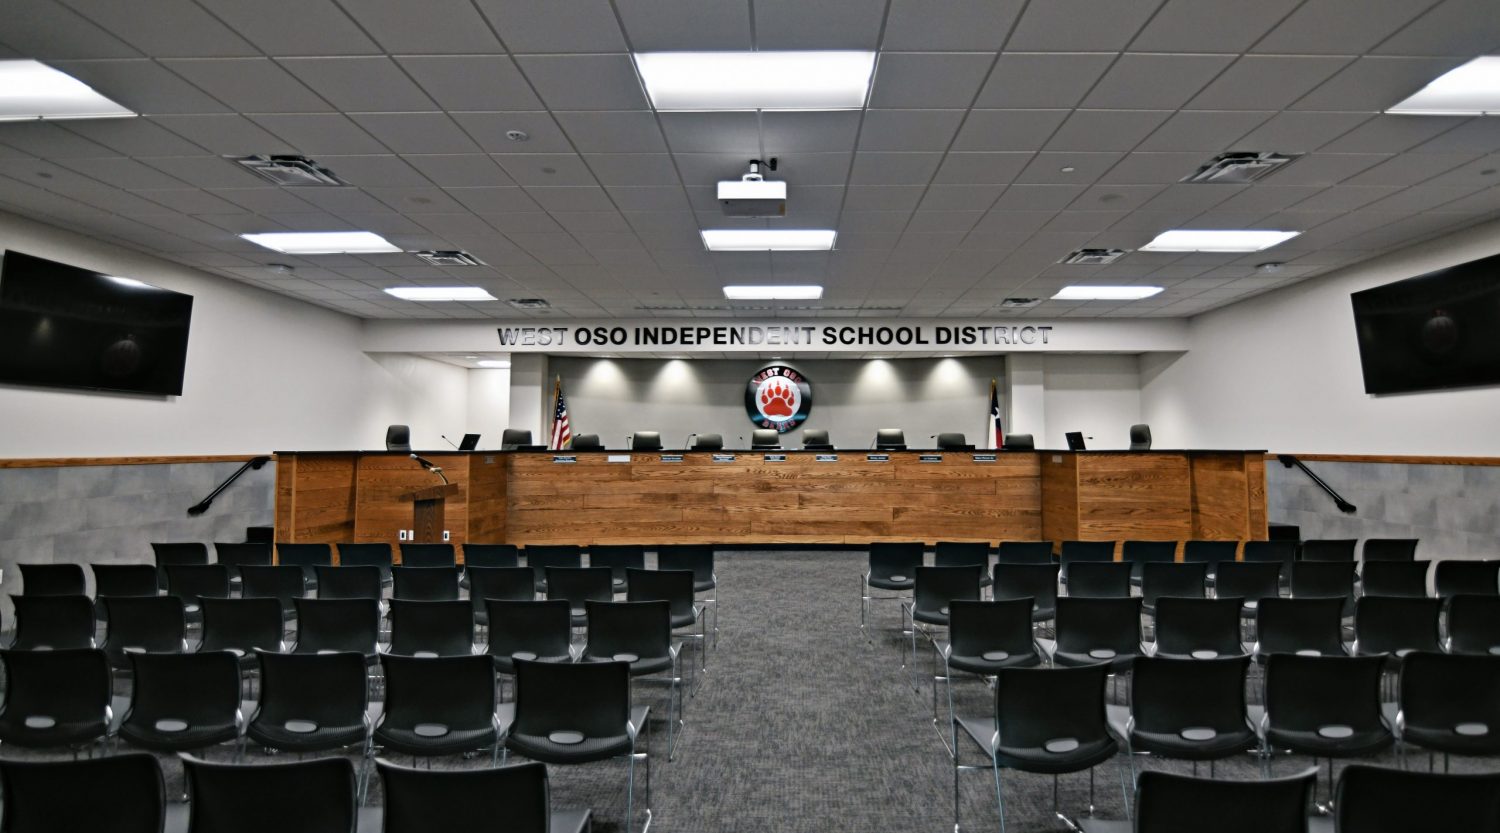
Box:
[188,456,271,516]
[1277,454,1356,514]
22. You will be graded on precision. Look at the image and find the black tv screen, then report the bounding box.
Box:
[1351,252,1500,395]
[0,251,193,395]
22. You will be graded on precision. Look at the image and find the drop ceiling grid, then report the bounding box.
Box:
[0,0,1496,319]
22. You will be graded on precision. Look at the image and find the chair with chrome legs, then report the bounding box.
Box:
[657,544,718,649]
[1059,540,1115,586]
[996,541,1055,565]
[525,546,582,593]
[1395,652,1500,772]
[1066,561,1133,599]
[1108,655,1256,788]
[275,542,332,592]
[1183,540,1238,585]
[1352,596,1442,668]
[861,542,923,642]
[934,598,1043,756]
[546,567,613,629]
[935,541,992,588]
[386,599,476,658]
[1122,540,1177,585]
[469,566,538,633]
[245,650,374,799]
[1151,596,1246,660]
[589,545,645,592]
[1049,596,1145,683]
[374,654,502,765]
[1077,767,1316,833]
[338,542,394,590]
[376,758,592,833]
[1445,594,1500,655]
[581,600,684,760]
[486,599,575,701]
[117,651,244,760]
[1139,561,1207,619]
[1216,560,1283,640]
[627,568,706,675]
[902,566,983,691]
[0,648,112,756]
[1253,597,1348,665]
[1334,764,1500,833]
[954,663,1128,833]
[180,753,356,833]
[992,562,1060,625]
[1360,560,1430,598]
[0,753,165,833]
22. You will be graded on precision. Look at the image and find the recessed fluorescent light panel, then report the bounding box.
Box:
[383,287,497,302]
[241,231,401,254]
[0,60,136,121]
[1388,56,1500,115]
[634,51,876,111]
[701,229,836,252]
[723,285,824,300]
[1052,286,1164,301]
[1140,229,1300,253]
[476,359,510,368]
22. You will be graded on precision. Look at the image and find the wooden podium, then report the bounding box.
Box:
[397,482,460,543]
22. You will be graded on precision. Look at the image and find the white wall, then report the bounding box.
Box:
[0,211,467,456]
[1041,355,1143,450]
[1141,217,1500,455]
[465,368,512,446]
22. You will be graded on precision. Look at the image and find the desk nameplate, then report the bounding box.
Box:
[814,454,839,463]
[972,454,997,463]
[712,454,736,463]
[552,455,576,464]
[919,454,942,463]
[867,454,890,462]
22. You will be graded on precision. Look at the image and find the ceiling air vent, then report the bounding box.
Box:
[1001,298,1042,308]
[414,250,485,267]
[1182,151,1299,184]
[233,155,346,186]
[1060,248,1128,265]
[506,298,550,309]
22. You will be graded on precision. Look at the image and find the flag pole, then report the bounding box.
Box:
[549,375,561,449]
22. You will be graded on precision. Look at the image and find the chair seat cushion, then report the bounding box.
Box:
[1131,725,1257,759]
[913,609,951,626]
[947,650,1042,675]
[119,720,239,751]
[957,715,1119,774]
[505,730,632,765]
[693,579,715,593]
[491,652,571,675]
[247,720,366,752]
[669,612,697,629]
[582,653,673,676]
[867,577,914,591]
[375,723,497,756]
[1265,725,1392,757]
[1053,649,1137,673]
[1402,723,1500,756]
[0,716,108,747]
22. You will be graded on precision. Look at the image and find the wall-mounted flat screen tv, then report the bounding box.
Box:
[1351,252,1500,395]
[0,251,193,395]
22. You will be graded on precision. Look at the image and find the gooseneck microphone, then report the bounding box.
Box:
[440,434,460,449]
[684,433,696,450]
[410,453,449,484]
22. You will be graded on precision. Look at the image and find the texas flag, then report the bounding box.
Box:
[989,378,1003,449]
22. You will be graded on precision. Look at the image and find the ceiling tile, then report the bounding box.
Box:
[132,188,243,214]
[761,111,862,153]
[0,122,117,158]
[401,154,514,187]
[1410,121,1500,155]
[1292,57,1469,113]
[194,0,380,55]
[849,152,942,185]
[858,110,965,151]
[1253,0,1439,53]
[523,185,616,212]
[59,0,257,57]
[161,58,333,113]
[1137,111,1272,152]
[753,0,886,50]
[1083,55,1236,110]
[882,0,1024,50]
[609,187,690,211]
[553,111,667,154]
[933,152,1033,184]
[49,59,232,114]
[952,110,1069,152]
[869,53,996,109]
[206,188,316,214]
[583,154,680,187]
[770,153,853,186]
[136,156,267,188]
[0,0,139,59]
[616,0,751,50]
[57,156,189,190]
[991,184,1086,211]
[673,153,756,188]
[314,155,430,188]
[451,113,573,153]
[349,114,479,154]
[475,0,627,53]
[1372,0,1500,57]
[1228,112,1373,154]
[918,185,1004,211]
[338,0,502,52]
[1341,153,1476,187]
[1045,110,1173,152]
[1007,0,1164,51]
[657,112,760,154]
[1317,116,1463,154]
[514,55,649,110]
[1130,0,1301,52]
[1289,186,1403,213]
[279,58,436,112]
[1265,153,1388,185]
[1016,151,1124,184]
[250,114,389,155]
[843,185,927,211]
[494,153,598,186]
[60,119,207,157]
[395,56,543,112]
[974,53,1115,110]
[1187,56,1354,111]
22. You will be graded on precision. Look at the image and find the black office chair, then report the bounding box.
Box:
[165,564,231,617]
[8,594,95,651]
[626,568,705,672]
[0,648,112,753]
[1152,596,1246,660]
[338,543,393,586]
[1289,560,1357,616]
[375,654,501,761]
[526,545,583,592]
[276,543,332,590]
[1396,652,1500,766]
[1243,540,1298,570]
[935,432,972,451]
[1362,538,1418,562]
[570,434,603,451]
[246,650,373,794]
[198,597,285,672]
[1059,540,1115,584]
[470,567,538,627]
[874,428,906,450]
[1122,540,1177,584]
[903,566,984,688]
[1067,561,1133,598]
[1360,560,1430,598]
[90,564,159,623]
[464,543,520,569]
[545,567,613,628]
[151,542,209,591]
[1434,560,1500,597]
[630,431,662,451]
[213,542,273,585]
[238,567,306,611]
[315,565,383,602]
[1301,539,1357,562]
[1335,764,1500,833]
[689,433,723,451]
[387,599,475,658]
[1353,596,1442,664]
[485,599,575,693]
[750,429,780,450]
[1129,768,1315,833]
[118,651,242,755]
[0,753,165,833]
[936,598,1044,755]
[100,596,186,668]
[935,541,992,587]
[376,758,592,833]
[503,658,651,833]
[1051,596,1144,673]
[391,566,461,601]
[1216,560,1283,626]
[500,428,533,450]
[1117,655,1256,773]
[1445,594,1500,655]
[292,598,380,665]
[1261,654,1393,802]
[1254,597,1347,662]
[657,544,718,648]
[801,428,833,450]
[861,542,923,638]
[386,424,412,452]
[996,541,1053,565]
[1139,561,1207,613]
[181,753,357,833]
[400,543,456,568]
[1002,433,1034,450]
[1183,540,1238,582]
[591,544,646,590]
[582,599,684,757]
[17,563,85,596]
[1128,424,1152,451]
[993,562,1060,623]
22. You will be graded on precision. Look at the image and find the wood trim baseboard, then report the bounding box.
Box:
[1268,453,1500,467]
[0,454,269,469]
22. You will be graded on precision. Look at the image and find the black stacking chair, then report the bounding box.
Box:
[1446,594,1500,655]
[590,544,646,591]
[502,659,651,833]
[275,543,332,590]
[1216,560,1283,626]
[953,663,1124,833]
[935,541,992,587]
[92,563,159,610]
[1396,652,1500,768]
[151,542,208,590]
[996,541,1054,565]
[657,544,717,648]
[582,600,683,758]
[1129,768,1315,833]
[1244,540,1298,592]
[338,543,393,586]
[1067,561,1133,598]
[292,598,380,666]
[936,598,1043,755]
[1051,596,1144,674]
[1362,538,1418,562]
[238,565,306,619]
[861,542,923,637]
[1301,539,1356,562]
[1360,560,1430,598]
[993,562,1060,623]
[470,566,538,627]
[315,565,383,601]
[1254,597,1347,662]
[902,566,983,687]
[17,563,85,596]
[377,758,591,833]
[1115,655,1256,777]
[1353,596,1442,665]
[1289,560,1357,615]
[399,543,455,568]
[391,566,460,601]
[1059,540,1115,584]
[464,543,520,569]
[181,753,356,833]
[387,599,474,658]
[1183,540,1238,582]
[246,651,373,796]
[1122,540,1177,584]
[8,594,94,651]
[750,429,780,450]
[1335,764,1500,833]
[1152,597,1246,660]
[1139,561,1207,613]
[118,651,242,756]
[526,545,582,592]
[486,600,575,694]
[0,648,111,753]
[546,567,614,628]
[1261,654,1393,804]
[626,568,705,672]
[1434,559,1500,597]
[165,564,231,619]
[198,598,284,674]
[213,542,272,586]
[100,596,186,668]
[0,753,165,833]
[375,654,501,762]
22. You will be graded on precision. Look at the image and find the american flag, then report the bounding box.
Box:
[989,378,1003,449]
[549,377,572,450]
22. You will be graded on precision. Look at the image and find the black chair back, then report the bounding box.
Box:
[315,566,382,601]
[875,428,905,450]
[1289,560,1356,610]
[199,598,285,658]
[101,596,186,666]
[400,543,456,568]
[510,659,631,761]
[1130,655,1251,740]
[526,546,583,590]
[1435,560,1500,597]
[386,424,411,452]
[468,567,537,614]
[1360,560,1429,598]
[1215,561,1282,607]
[1335,765,1500,833]
[150,542,208,589]
[292,598,379,658]
[934,541,989,573]
[868,542,922,583]
[630,431,662,451]
[1362,538,1418,562]
[17,563,85,597]
[1141,561,1207,608]
[165,564,231,611]
[801,429,832,449]
[657,545,715,589]
[1058,541,1115,582]
[992,563,1059,621]
[377,759,553,833]
[463,544,520,569]
[583,600,672,665]
[9,594,94,651]
[1255,597,1346,657]
[1128,423,1151,451]
[249,650,369,753]
[570,434,603,451]
[625,568,697,627]
[1066,561,1133,598]
[590,544,646,587]
[377,654,497,755]
[1446,594,1500,655]
[948,599,1037,662]
[1263,654,1387,741]
[387,599,474,658]
[0,754,163,833]
[336,543,391,571]
[238,565,306,608]
[1242,540,1296,568]
[1300,539,1356,562]
[750,429,780,449]
[1153,596,1245,659]
[1353,596,1442,657]
[1055,596,1143,661]
[935,432,968,450]
[182,754,356,833]
[500,428,533,449]
[911,565,983,624]
[1182,540,1238,577]
[1002,433,1034,450]
[995,541,1053,565]
[1122,540,1177,580]
[1134,768,1313,833]
[276,543,332,586]
[545,567,614,621]
[689,433,723,451]
[91,564,159,600]
[213,543,273,578]
[485,600,573,672]
[992,664,1114,767]
[120,652,241,751]
[392,566,461,601]
[0,648,111,749]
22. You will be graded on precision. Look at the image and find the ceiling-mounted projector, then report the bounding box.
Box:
[718,158,786,217]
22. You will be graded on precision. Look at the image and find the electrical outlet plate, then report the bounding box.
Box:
[442,530,450,542]
[398,530,408,541]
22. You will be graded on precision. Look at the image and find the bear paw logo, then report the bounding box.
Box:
[760,381,795,418]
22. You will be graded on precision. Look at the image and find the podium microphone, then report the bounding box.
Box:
[440,434,460,449]
[737,435,745,448]
[410,453,448,484]
[684,433,696,450]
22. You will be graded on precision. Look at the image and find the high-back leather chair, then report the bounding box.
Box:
[935,433,970,450]
[571,434,603,451]
[690,434,723,451]
[499,429,532,449]
[802,429,833,450]
[1130,424,1152,451]
[1003,433,1034,450]
[630,432,662,451]
[751,429,780,450]
[386,425,411,452]
[875,429,906,450]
